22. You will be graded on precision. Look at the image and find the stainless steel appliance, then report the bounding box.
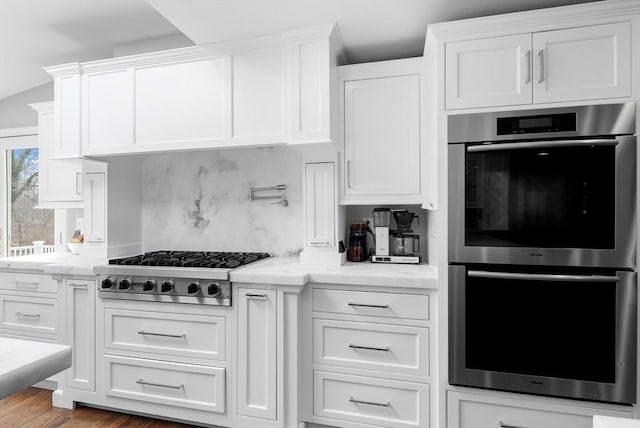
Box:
[449,265,637,404]
[95,251,270,306]
[372,209,421,264]
[448,103,638,404]
[448,103,636,268]
[373,208,391,257]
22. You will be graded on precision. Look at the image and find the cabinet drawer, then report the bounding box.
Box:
[0,295,57,336]
[0,273,57,294]
[314,371,429,428]
[314,319,429,375]
[104,308,225,361]
[447,391,633,428]
[105,355,225,413]
[313,289,429,320]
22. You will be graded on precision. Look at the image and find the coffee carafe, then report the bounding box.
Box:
[347,222,370,262]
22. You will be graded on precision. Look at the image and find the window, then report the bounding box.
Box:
[0,131,54,257]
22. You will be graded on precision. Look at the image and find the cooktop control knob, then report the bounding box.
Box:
[101,277,115,289]
[187,282,200,295]
[118,279,131,290]
[143,280,156,292]
[160,280,173,293]
[207,283,221,297]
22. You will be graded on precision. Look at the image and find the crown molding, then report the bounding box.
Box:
[427,0,640,41]
[28,101,54,113]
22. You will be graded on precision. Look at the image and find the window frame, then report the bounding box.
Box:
[0,127,39,258]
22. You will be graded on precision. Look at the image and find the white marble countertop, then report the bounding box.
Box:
[0,252,106,276]
[0,337,71,399]
[0,254,438,289]
[230,256,438,289]
[594,416,640,428]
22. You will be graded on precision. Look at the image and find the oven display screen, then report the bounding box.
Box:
[497,112,576,135]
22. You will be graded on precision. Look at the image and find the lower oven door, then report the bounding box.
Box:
[449,265,637,404]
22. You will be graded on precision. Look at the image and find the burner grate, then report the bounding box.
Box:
[109,251,270,268]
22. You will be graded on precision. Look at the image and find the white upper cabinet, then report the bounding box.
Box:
[340,58,422,204]
[135,58,227,147]
[44,25,342,157]
[31,102,83,207]
[445,22,631,109]
[446,34,533,109]
[53,72,82,158]
[82,69,133,153]
[532,22,631,104]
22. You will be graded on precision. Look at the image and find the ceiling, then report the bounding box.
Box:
[2,0,601,102]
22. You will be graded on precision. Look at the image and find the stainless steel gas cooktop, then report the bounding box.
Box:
[94,251,270,306]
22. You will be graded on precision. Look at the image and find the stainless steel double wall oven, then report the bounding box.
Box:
[448,103,638,404]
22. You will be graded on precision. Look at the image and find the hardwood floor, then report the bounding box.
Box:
[0,387,198,428]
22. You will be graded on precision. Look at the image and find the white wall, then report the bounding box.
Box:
[0,82,53,129]
[141,146,304,256]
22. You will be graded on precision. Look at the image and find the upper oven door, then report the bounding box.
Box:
[449,136,636,268]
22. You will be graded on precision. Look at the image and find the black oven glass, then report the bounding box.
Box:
[466,274,616,383]
[465,144,615,248]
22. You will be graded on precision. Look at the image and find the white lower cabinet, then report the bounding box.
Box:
[447,391,633,428]
[64,278,95,391]
[237,287,277,420]
[105,354,225,413]
[315,371,429,428]
[306,285,433,428]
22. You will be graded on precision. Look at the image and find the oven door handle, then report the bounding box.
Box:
[467,139,618,152]
[468,270,620,282]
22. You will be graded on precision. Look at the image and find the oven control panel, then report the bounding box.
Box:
[97,275,231,306]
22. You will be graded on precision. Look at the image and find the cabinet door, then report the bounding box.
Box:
[65,280,95,391]
[232,47,286,145]
[344,74,420,199]
[134,58,227,148]
[35,104,83,205]
[447,391,632,428]
[305,162,335,248]
[82,70,133,154]
[53,74,82,158]
[84,172,106,243]
[237,288,276,420]
[533,22,631,103]
[446,34,533,109]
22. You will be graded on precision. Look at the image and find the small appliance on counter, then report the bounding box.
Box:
[347,221,372,262]
[371,209,421,264]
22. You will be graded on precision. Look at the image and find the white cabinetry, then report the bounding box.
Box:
[305,285,433,428]
[45,25,342,157]
[30,102,83,207]
[53,71,82,158]
[63,278,95,391]
[447,391,633,428]
[237,288,277,420]
[340,58,423,204]
[82,69,133,153]
[0,272,61,388]
[83,170,106,243]
[445,22,631,109]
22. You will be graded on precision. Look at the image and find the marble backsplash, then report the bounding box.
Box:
[141,146,304,256]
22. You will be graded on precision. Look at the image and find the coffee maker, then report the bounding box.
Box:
[371,209,421,264]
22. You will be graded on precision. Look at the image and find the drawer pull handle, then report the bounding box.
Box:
[137,330,185,339]
[69,283,88,289]
[136,379,184,390]
[499,421,530,428]
[245,293,267,299]
[14,312,40,318]
[349,344,390,352]
[348,302,389,309]
[13,281,39,289]
[349,397,390,407]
